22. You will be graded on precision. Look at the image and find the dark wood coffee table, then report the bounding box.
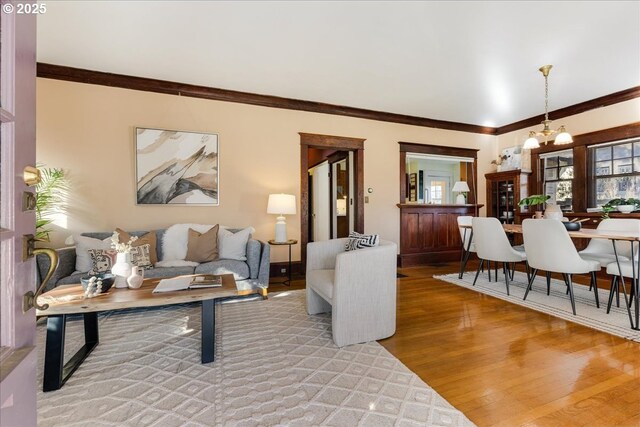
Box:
[36,274,266,392]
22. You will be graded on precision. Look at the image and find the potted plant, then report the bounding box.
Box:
[601,198,640,218]
[35,165,69,242]
[518,194,551,218]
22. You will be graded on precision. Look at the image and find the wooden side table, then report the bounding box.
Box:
[268,239,297,286]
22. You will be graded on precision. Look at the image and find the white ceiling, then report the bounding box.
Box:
[37,1,640,128]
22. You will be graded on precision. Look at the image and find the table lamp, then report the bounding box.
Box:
[267,194,296,242]
[452,181,470,204]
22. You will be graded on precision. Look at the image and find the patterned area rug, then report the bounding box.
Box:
[37,290,474,426]
[436,271,640,342]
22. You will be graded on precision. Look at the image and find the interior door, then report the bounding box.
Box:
[330,157,350,238]
[0,6,38,426]
[310,161,330,241]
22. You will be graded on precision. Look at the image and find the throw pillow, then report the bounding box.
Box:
[186,225,219,263]
[218,227,252,260]
[87,249,117,275]
[345,231,380,251]
[116,228,158,265]
[75,235,112,272]
[130,243,153,269]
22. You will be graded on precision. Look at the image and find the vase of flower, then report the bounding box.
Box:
[109,231,139,289]
[112,252,133,288]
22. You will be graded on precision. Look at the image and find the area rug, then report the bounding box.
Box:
[37,290,474,427]
[435,271,640,342]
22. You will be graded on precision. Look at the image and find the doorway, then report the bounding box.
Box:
[300,133,365,268]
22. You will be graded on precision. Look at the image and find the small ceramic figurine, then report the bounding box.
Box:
[127,266,145,289]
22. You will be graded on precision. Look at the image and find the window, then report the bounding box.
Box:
[542,150,573,211]
[430,180,447,204]
[590,139,640,207]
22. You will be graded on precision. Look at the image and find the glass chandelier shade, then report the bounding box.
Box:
[522,65,573,150]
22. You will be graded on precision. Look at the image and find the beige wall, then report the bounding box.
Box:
[37,78,637,262]
[36,78,497,262]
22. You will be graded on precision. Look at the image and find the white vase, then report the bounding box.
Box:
[127,266,145,289]
[112,252,133,288]
[544,203,563,220]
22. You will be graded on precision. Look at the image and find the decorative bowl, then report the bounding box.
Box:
[562,221,581,231]
[617,205,635,213]
[80,273,115,293]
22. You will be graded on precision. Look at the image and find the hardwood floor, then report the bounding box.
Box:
[270,261,640,427]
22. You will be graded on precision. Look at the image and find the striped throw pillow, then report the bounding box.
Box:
[345,231,380,251]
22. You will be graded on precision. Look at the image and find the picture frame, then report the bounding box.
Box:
[135,127,219,206]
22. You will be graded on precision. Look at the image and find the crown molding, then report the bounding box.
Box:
[37,63,640,137]
[495,86,640,135]
[36,63,495,135]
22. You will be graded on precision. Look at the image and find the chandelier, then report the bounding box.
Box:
[522,65,573,150]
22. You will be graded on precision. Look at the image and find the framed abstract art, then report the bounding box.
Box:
[135,127,219,205]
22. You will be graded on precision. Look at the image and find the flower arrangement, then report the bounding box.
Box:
[110,231,138,253]
[491,154,509,166]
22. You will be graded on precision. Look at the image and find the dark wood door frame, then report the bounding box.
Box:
[300,133,365,271]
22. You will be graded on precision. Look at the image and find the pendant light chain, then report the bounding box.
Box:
[522,64,573,149]
[544,73,549,122]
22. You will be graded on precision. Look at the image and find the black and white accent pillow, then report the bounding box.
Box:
[345,231,380,251]
[130,244,153,269]
[87,249,117,274]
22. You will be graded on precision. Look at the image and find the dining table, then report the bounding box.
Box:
[458,222,640,330]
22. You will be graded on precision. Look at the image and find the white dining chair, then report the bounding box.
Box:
[471,217,527,295]
[522,219,601,315]
[580,218,639,307]
[457,216,476,278]
[605,261,637,316]
[579,219,637,266]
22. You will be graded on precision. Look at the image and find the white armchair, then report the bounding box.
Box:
[306,238,397,347]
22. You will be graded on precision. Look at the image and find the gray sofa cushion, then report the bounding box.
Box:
[195,260,250,281]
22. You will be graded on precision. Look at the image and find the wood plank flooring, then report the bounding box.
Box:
[270,261,640,427]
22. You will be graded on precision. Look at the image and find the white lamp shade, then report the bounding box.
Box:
[523,136,541,150]
[554,131,573,145]
[452,181,470,192]
[267,194,296,215]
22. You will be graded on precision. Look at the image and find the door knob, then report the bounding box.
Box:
[23,165,41,186]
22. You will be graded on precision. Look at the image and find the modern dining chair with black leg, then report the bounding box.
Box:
[471,217,527,295]
[522,219,600,315]
[457,216,476,279]
[580,219,639,309]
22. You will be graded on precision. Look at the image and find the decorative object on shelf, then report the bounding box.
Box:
[617,205,635,213]
[522,65,573,150]
[518,194,551,218]
[452,181,470,204]
[601,198,640,218]
[267,193,296,243]
[491,154,508,172]
[135,127,219,206]
[110,231,139,288]
[127,266,145,289]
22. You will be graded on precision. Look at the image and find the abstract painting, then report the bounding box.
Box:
[135,127,219,205]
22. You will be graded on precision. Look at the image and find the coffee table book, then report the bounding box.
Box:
[153,274,223,293]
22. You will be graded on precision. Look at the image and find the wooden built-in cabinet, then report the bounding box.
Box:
[397,203,483,267]
[485,169,530,223]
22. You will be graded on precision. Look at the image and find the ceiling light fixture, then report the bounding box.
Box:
[522,65,573,150]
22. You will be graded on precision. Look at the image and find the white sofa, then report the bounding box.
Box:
[306,238,397,347]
